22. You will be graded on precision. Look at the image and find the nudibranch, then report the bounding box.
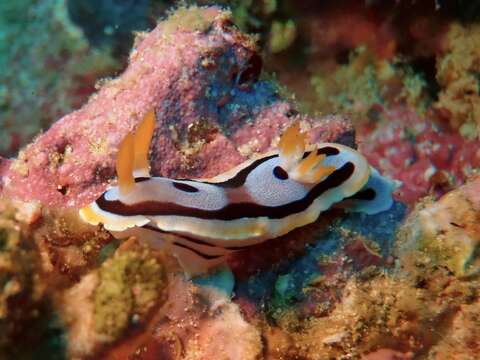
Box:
[80,110,397,275]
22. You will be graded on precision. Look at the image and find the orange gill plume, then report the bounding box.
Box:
[294,151,336,183]
[279,121,336,183]
[278,121,307,170]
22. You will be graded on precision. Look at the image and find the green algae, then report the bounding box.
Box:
[0,0,118,157]
[310,46,430,120]
[269,20,296,54]
[162,6,220,35]
[96,239,120,264]
[93,245,165,340]
[267,273,299,324]
[193,265,235,296]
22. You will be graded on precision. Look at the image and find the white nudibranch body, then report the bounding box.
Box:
[80,110,397,275]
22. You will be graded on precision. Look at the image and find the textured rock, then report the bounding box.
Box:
[396,175,480,277]
[0,6,352,209]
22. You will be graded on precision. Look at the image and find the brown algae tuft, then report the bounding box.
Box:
[0,199,61,357]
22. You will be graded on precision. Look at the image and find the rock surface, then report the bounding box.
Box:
[397,175,480,277]
[0,6,352,209]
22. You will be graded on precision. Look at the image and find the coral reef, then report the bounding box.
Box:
[2,2,480,359]
[228,178,480,359]
[0,200,40,349]
[397,176,480,277]
[196,0,297,53]
[287,264,478,359]
[93,240,166,340]
[0,5,352,358]
[59,238,167,357]
[0,199,66,359]
[103,274,262,360]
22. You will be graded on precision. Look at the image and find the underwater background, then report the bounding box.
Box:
[0,1,479,359]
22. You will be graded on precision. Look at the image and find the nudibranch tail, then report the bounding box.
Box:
[133,109,156,177]
[343,167,399,215]
[116,132,135,195]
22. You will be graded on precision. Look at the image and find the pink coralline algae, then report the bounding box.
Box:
[0,6,352,210]
[358,105,480,204]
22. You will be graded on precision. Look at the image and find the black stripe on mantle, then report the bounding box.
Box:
[97,162,355,221]
[135,146,340,188]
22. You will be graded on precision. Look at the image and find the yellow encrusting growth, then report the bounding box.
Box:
[133,109,156,176]
[116,133,135,195]
[94,242,166,340]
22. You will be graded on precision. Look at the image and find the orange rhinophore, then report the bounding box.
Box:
[116,132,135,195]
[133,109,156,177]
